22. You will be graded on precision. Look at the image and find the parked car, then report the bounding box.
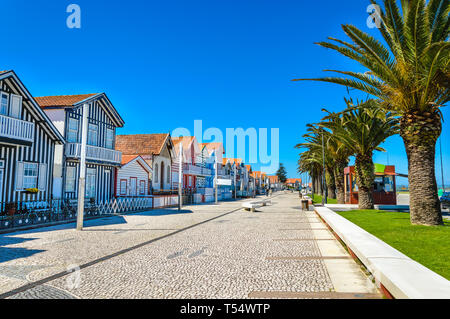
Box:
[440,192,450,208]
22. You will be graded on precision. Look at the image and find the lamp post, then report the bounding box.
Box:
[178,143,182,211]
[440,137,445,191]
[76,103,88,231]
[322,131,327,205]
[234,164,237,199]
[215,153,218,204]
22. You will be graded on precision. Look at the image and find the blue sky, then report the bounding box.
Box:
[1,0,448,185]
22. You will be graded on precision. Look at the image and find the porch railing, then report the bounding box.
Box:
[65,143,122,164]
[0,114,34,143]
[183,163,212,176]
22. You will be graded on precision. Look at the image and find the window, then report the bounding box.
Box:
[87,123,98,146]
[167,165,170,183]
[67,118,79,143]
[10,94,22,119]
[105,128,114,149]
[120,179,127,195]
[154,164,159,183]
[23,163,38,189]
[0,92,9,115]
[139,180,146,195]
[85,168,96,198]
[65,166,76,192]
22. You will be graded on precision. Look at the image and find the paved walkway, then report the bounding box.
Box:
[0,192,379,299]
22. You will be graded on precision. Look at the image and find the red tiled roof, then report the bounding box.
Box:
[245,165,252,172]
[199,142,225,154]
[172,136,195,152]
[252,171,262,178]
[115,134,169,156]
[267,175,279,183]
[121,155,139,165]
[223,158,242,166]
[35,94,98,108]
[286,178,302,184]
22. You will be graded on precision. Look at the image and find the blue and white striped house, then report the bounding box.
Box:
[0,70,65,204]
[37,93,125,203]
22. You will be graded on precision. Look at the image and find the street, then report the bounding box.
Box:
[0,192,379,299]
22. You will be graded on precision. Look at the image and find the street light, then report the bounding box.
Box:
[440,136,445,191]
[321,131,328,205]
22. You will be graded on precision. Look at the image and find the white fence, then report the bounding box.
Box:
[0,114,34,142]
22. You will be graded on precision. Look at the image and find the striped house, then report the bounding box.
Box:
[115,155,152,197]
[115,134,175,192]
[36,93,125,203]
[172,136,212,190]
[0,70,64,204]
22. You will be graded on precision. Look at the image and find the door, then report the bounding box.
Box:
[130,177,137,196]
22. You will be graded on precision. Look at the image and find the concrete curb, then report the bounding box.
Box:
[315,206,450,299]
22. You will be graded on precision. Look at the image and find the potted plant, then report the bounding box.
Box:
[24,188,39,195]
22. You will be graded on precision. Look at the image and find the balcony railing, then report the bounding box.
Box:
[0,114,34,143]
[183,163,212,176]
[65,143,122,164]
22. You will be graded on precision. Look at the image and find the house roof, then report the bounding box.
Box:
[0,70,65,143]
[35,94,98,108]
[267,175,279,183]
[35,93,125,127]
[223,158,242,166]
[121,155,139,165]
[286,178,302,184]
[121,155,152,173]
[172,136,196,154]
[252,171,262,178]
[115,134,170,156]
[199,142,225,154]
[245,165,252,172]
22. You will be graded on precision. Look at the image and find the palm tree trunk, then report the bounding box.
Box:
[317,173,323,195]
[334,161,347,204]
[401,114,443,226]
[311,173,316,196]
[326,168,336,199]
[355,154,374,209]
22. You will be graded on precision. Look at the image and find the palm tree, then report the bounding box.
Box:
[321,100,399,209]
[293,0,449,225]
[324,129,351,204]
[297,125,338,200]
[297,150,323,197]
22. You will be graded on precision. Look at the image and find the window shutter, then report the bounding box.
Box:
[10,94,22,119]
[15,162,24,190]
[38,163,47,191]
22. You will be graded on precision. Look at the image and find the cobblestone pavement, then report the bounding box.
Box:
[0,192,379,299]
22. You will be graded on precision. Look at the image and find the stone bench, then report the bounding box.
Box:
[242,199,272,212]
[315,206,450,299]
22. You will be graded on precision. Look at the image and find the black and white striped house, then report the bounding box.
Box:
[0,70,65,204]
[36,93,125,203]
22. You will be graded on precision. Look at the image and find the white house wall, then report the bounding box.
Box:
[117,160,149,196]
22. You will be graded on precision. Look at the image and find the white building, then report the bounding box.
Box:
[115,155,152,197]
